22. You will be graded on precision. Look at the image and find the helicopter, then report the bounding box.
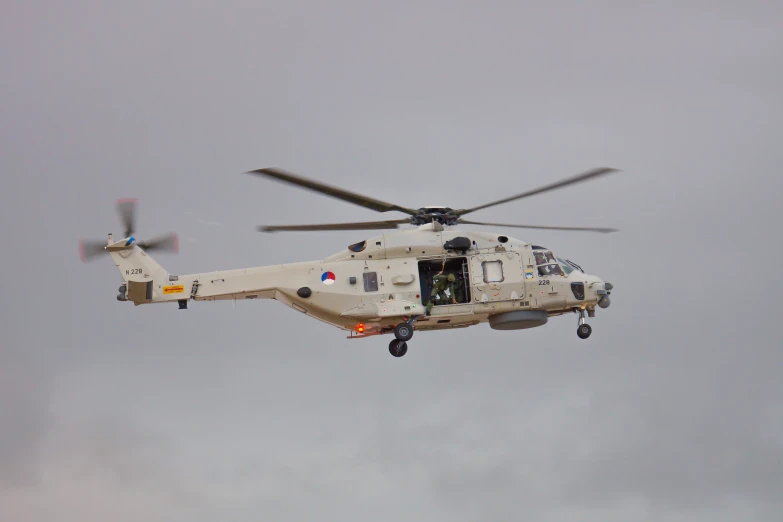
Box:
[80,167,619,357]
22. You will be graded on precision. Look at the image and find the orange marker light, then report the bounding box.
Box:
[357,324,365,333]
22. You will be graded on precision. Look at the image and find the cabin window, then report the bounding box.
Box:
[482,260,504,283]
[348,240,367,252]
[363,271,378,292]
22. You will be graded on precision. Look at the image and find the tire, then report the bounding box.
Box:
[389,339,408,357]
[394,322,414,342]
[577,324,592,339]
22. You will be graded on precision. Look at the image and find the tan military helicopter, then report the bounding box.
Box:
[80,167,618,357]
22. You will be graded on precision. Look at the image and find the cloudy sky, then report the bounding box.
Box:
[2,1,782,520]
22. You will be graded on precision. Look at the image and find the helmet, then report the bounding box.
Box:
[447,274,455,282]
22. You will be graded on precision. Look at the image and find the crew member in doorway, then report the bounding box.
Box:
[453,273,466,304]
[426,271,457,315]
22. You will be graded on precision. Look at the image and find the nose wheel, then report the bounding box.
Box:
[577,323,592,339]
[575,309,592,339]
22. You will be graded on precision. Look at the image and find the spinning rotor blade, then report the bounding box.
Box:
[137,232,179,252]
[79,239,108,262]
[258,219,411,233]
[80,199,178,264]
[246,168,418,215]
[456,167,620,216]
[458,219,618,233]
[116,198,137,238]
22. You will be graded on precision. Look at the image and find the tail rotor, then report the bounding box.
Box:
[79,239,112,262]
[79,199,179,262]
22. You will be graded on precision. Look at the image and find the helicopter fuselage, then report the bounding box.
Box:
[110,223,612,339]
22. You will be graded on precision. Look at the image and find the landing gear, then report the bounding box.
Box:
[575,308,592,339]
[394,322,414,342]
[389,339,408,357]
[389,319,415,357]
[577,323,592,339]
[389,317,416,357]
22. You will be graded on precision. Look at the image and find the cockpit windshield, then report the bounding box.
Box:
[533,248,583,276]
[556,256,577,275]
[563,258,584,273]
[534,249,562,277]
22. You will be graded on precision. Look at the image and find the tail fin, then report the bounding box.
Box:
[80,199,182,305]
[107,237,170,305]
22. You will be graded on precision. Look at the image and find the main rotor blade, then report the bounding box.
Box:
[456,167,620,216]
[458,219,618,233]
[79,239,107,262]
[116,198,137,238]
[246,168,418,215]
[258,219,410,233]
[137,232,179,253]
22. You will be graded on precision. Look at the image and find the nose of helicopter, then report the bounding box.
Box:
[597,281,612,308]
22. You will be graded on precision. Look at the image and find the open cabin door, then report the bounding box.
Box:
[417,257,473,311]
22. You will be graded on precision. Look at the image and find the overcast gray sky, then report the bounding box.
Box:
[2,1,782,521]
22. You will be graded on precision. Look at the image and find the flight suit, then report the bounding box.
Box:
[426,273,457,315]
[452,277,465,303]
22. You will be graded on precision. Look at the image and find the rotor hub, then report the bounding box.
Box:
[410,207,458,226]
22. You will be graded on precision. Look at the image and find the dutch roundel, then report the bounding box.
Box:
[321,271,336,285]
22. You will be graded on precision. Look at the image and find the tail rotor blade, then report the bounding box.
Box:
[137,232,179,253]
[79,239,108,262]
[116,198,137,238]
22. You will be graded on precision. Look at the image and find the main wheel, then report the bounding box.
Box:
[389,339,408,357]
[577,323,592,339]
[394,322,414,342]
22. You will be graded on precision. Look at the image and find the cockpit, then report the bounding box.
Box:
[532,246,584,277]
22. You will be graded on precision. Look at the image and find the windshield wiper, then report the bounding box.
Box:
[566,259,584,272]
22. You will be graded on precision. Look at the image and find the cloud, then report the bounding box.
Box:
[2,1,783,521]
[0,353,52,489]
